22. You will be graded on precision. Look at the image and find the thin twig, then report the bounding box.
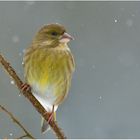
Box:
[0,53,66,139]
[0,105,34,139]
[17,134,28,139]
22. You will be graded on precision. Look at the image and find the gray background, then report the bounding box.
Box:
[0,1,140,139]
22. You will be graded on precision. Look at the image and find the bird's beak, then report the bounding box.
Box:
[59,32,74,43]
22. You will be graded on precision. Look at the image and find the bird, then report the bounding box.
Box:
[22,23,75,133]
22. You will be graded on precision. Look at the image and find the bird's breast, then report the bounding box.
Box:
[24,46,75,105]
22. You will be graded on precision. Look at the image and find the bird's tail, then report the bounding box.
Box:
[41,112,56,134]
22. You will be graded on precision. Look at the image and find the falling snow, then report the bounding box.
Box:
[12,36,19,43]
[98,96,102,100]
[10,80,15,85]
[114,19,118,23]
[9,133,13,136]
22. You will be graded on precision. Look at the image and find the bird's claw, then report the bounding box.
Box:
[47,113,54,124]
[43,105,54,124]
[21,83,31,92]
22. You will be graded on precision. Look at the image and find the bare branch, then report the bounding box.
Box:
[0,105,34,139]
[0,53,66,139]
[17,134,28,139]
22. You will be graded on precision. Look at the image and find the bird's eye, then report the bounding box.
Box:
[51,32,58,36]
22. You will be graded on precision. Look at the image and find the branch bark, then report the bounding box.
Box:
[0,53,66,139]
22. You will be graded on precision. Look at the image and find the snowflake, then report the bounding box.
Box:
[9,133,13,136]
[114,19,118,23]
[12,35,19,43]
[10,80,15,85]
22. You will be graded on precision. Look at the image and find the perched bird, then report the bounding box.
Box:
[22,23,75,133]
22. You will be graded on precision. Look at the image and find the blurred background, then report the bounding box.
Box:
[1,1,140,138]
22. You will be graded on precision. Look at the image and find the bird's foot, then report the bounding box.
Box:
[43,105,54,124]
[21,83,31,92]
[43,111,54,124]
[47,112,54,124]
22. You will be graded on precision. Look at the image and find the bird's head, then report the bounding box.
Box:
[33,23,74,47]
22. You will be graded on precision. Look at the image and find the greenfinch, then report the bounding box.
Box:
[22,23,75,133]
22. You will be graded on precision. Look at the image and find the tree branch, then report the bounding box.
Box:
[17,134,29,139]
[0,53,66,139]
[0,105,34,139]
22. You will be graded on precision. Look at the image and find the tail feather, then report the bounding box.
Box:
[41,119,50,133]
[41,112,56,134]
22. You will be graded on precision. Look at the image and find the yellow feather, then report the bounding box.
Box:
[24,44,75,105]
